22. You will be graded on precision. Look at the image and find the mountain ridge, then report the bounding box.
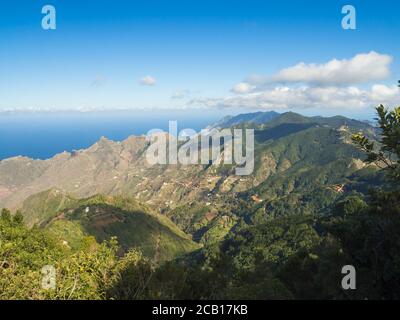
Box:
[0,111,376,220]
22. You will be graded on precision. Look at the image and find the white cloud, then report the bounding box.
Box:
[190,85,400,110]
[140,75,156,86]
[221,52,398,112]
[269,51,392,86]
[231,82,254,94]
[232,52,393,92]
[369,84,400,102]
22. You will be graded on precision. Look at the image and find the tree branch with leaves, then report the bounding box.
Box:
[352,104,400,181]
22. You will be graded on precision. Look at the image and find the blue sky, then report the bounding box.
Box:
[0,0,399,119]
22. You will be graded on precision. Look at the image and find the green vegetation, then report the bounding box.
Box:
[19,192,200,262]
[0,210,115,299]
[352,104,400,181]
[22,189,76,226]
[1,106,400,299]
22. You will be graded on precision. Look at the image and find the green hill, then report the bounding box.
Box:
[21,188,76,226]
[21,191,200,262]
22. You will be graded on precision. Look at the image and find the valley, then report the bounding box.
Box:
[2,106,399,300]
[0,111,379,259]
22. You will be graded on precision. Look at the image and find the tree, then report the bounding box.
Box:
[13,210,24,225]
[352,104,400,182]
[1,208,11,222]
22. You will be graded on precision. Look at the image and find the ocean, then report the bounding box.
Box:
[0,110,223,160]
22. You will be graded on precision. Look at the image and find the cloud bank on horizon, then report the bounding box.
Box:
[191,52,400,111]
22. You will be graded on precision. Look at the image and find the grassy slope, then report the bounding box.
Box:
[21,189,76,226]
[21,191,200,262]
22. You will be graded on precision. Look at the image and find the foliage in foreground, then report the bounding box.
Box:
[0,211,151,300]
